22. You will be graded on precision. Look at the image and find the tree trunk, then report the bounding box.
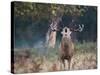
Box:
[48,31,57,48]
[46,17,62,48]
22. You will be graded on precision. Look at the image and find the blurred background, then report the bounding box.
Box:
[13,2,97,48]
[12,2,97,73]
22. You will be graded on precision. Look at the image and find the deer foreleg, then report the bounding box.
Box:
[68,58,71,70]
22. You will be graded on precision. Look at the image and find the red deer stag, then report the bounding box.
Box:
[59,24,84,70]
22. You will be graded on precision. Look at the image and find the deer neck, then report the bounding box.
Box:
[62,32,71,39]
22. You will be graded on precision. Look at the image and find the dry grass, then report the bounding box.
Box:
[12,42,97,74]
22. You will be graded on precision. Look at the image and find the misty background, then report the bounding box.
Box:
[13,2,97,48]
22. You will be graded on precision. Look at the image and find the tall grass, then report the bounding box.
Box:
[75,42,97,54]
[13,42,97,73]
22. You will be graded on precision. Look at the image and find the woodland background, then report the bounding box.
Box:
[12,2,97,73]
[13,2,97,48]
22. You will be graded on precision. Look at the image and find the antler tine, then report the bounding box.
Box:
[71,24,84,32]
[78,24,84,32]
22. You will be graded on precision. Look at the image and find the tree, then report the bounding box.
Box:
[12,2,97,48]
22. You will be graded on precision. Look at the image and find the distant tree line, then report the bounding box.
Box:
[12,2,97,48]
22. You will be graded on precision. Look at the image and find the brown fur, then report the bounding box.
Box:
[59,28,74,70]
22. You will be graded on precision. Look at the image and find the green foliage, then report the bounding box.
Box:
[12,2,97,47]
[14,2,88,19]
[75,42,97,54]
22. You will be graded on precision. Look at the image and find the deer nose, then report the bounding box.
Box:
[65,29,67,32]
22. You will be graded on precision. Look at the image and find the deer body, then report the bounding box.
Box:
[60,36,74,60]
[60,27,74,70]
[59,24,84,70]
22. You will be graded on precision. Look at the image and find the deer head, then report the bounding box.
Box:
[61,27,72,38]
[61,24,84,38]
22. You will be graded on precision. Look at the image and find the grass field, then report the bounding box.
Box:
[12,42,97,73]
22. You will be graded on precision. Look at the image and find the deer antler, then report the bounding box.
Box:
[78,24,84,32]
[70,24,84,32]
